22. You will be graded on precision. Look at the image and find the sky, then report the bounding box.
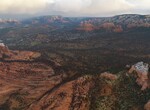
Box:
[0,0,150,18]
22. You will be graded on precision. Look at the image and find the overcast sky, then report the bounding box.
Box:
[0,0,150,18]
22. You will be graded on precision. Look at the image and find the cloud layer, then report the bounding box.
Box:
[0,0,47,14]
[0,0,150,16]
[50,0,133,16]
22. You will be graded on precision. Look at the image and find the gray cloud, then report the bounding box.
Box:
[50,0,133,16]
[39,0,150,16]
[0,0,47,14]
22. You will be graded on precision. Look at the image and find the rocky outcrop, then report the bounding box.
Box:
[0,43,12,59]
[128,62,150,110]
[0,43,41,61]
[77,22,123,32]
[0,19,19,24]
[77,22,95,31]
[129,62,149,90]
[100,72,118,80]
[28,76,94,110]
[145,101,150,110]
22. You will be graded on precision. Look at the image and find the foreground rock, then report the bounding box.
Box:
[0,43,12,59]
[145,101,150,110]
[0,45,63,110]
[0,43,41,61]
[28,76,94,110]
[0,47,150,110]
[100,72,118,80]
[129,62,149,90]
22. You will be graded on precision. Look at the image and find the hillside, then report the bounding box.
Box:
[0,46,150,110]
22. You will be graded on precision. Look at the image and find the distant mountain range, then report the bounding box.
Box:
[1,14,150,32]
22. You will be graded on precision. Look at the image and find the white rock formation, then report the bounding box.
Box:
[129,62,149,90]
[0,43,5,47]
[134,62,149,74]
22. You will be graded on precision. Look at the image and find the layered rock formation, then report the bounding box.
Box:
[0,43,41,61]
[77,22,123,32]
[77,22,95,31]
[0,45,58,110]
